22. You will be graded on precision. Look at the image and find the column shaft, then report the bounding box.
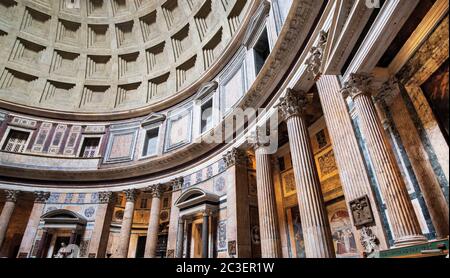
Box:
[353,88,426,246]
[201,213,209,258]
[116,190,137,258]
[316,75,388,251]
[255,148,282,258]
[87,192,115,258]
[286,114,335,258]
[17,192,49,258]
[144,193,162,258]
[175,219,184,258]
[0,201,16,249]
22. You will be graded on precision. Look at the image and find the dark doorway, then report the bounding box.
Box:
[135,236,147,258]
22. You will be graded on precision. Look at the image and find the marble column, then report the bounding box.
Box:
[250,134,282,258]
[36,229,49,258]
[17,191,50,258]
[316,75,388,253]
[88,191,115,258]
[276,89,335,258]
[144,185,163,258]
[201,211,209,258]
[344,73,427,247]
[0,190,20,250]
[175,217,185,258]
[376,79,449,239]
[116,189,138,258]
[222,148,252,258]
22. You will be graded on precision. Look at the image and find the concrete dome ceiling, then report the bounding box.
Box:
[0,0,251,119]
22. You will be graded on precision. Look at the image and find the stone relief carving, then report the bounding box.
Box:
[360,227,380,256]
[349,195,375,228]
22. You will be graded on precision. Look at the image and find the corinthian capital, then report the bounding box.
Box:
[222,148,247,168]
[124,189,139,202]
[34,191,50,204]
[342,73,373,100]
[98,191,115,204]
[5,190,21,203]
[276,89,313,121]
[150,184,164,199]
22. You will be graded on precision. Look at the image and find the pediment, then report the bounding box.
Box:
[195,81,218,100]
[142,113,166,127]
[175,188,219,209]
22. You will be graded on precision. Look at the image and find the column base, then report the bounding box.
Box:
[393,235,428,248]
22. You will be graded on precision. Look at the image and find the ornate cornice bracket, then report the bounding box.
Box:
[305,30,328,80]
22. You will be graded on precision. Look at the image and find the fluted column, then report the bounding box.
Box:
[17,191,50,258]
[144,185,163,258]
[250,133,282,258]
[0,190,20,250]
[116,189,138,258]
[201,210,209,258]
[276,89,335,258]
[344,73,427,247]
[175,217,185,258]
[316,75,388,254]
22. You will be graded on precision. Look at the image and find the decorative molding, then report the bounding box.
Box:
[276,88,313,121]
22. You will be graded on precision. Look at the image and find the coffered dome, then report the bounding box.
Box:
[0,0,251,119]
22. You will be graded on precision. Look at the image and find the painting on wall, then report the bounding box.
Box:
[327,201,359,258]
[289,206,306,258]
[281,169,296,197]
[421,59,449,138]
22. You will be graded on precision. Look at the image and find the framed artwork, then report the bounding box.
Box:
[281,169,296,198]
[327,200,359,258]
[314,146,338,182]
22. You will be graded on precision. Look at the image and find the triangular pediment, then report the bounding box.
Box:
[142,113,166,127]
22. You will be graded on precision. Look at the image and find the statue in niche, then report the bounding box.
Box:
[54,243,79,258]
